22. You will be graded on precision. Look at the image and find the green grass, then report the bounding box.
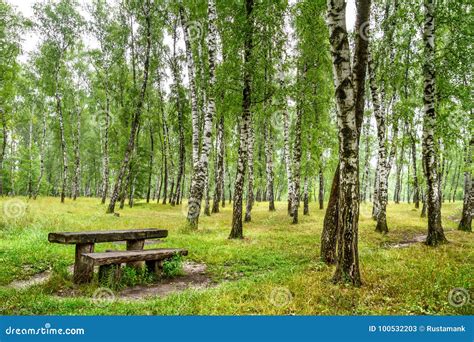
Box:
[0,196,472,315]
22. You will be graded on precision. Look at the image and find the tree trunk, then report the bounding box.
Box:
[282,101,293,216]
[230,0,253,239]
[411,127,420,208]
[27,117,33,198]
[0,109,7,196]
[119,165,130,210]
[179,6,199,168]
[442,159,452,204]
[361,116,371,202]
[394,124,406,203]
[452,164,461,202]
[221,155,226,208]
[321,0,370,269]
[100,95,110,204]
[368,51,388,234]
[183,0,218,228]
[56,86,68,204]
[33,110,47,199]
[227,162,232,205]
[438,150,446,206]
[421,188,427,217]
[160,99,169,205]
[265,122,275,211]
[459,138,472,232]
[422,0,447,246]
[168,177,175,204]
[170,21,186,207]
[204,168,211,216]
[303,150,311,216]
[372,165,379,219]
[179,172,186,204]
[9,139,14,195]
[326,0,370,286]
[107,4,151,214]
[129,171,137,208]
[212,115,225,213]
[303,176,309,215]
[244,124,254,222]
[146,125,154,203]
[406,144,411,203]
[291,97,303,224]
[256,132,264,204]
[72,106,81,200]
[318,165,324,209]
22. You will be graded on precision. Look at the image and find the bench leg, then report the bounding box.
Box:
[126,239,145,269]
[98,264,121,285]
[145,260,163,277]
[73,243,94,284]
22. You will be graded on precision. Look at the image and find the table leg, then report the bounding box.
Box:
[126,239,145,269]
[73,243,94,284]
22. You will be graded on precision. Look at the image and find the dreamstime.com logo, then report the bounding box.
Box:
[186,21,203,43]
[448,288,473,308]
[2,199,27,219]
[269,287,293,308]
[4,322,85,336]
[92,287,116,307]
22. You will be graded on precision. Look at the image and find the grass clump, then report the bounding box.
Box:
[99,265,156,290]
[162,254,184,278]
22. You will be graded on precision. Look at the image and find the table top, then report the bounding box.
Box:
[48,228,168,244]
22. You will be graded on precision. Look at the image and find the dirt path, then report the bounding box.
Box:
[8,270,52,290]
[7,261,213,302]
[388,234,427,248]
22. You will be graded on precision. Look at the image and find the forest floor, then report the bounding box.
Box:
[0,197,472,315]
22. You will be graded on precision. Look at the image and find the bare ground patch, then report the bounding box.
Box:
[7,261,213,302]
[8,269,52,289]
[387,234,427,248]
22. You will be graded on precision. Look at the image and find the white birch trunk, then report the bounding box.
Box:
[327,0,363,286]
[184,0,218,228]
[244,123,255,222]
[264,122,275,211]
[33,110,47,199]
[422,0,447,245]
[282,104,293,215]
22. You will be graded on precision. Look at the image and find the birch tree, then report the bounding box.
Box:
[325,0,371,285]
[264,121,276,211]
[212,115,225,213]
[458,137,472,231]
[182,0,218,228]
[368,51,389,233]
[421,0,447,246]
[321,0,370,267]
[244,123,255,222]
[230,0,254,239]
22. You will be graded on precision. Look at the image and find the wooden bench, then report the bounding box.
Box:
[48,229,187,284]
[83,248,188,283]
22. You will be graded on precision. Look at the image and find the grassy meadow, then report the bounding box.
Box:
[0,196,472,315]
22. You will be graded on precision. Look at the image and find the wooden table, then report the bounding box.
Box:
[48,228,168,283]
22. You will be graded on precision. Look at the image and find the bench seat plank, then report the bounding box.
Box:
[48,229,168,244]
[82,248,188,266]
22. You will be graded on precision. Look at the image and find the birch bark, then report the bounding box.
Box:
[422,0,447,245]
